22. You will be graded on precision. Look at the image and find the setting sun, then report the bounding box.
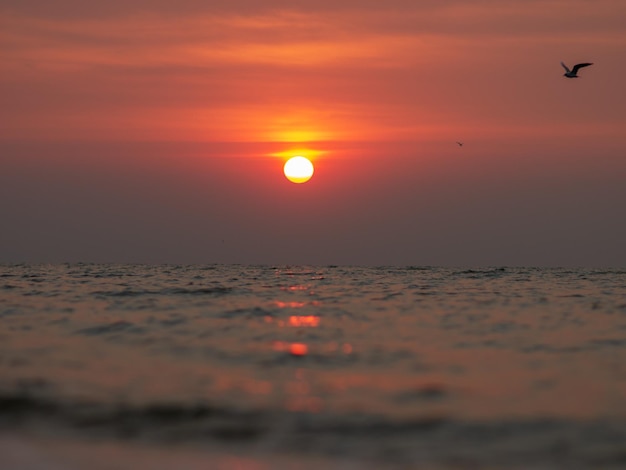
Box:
[283,156,314,184]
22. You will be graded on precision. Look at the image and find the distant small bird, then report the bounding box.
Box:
[456,141,463,147]
[561,61,593,78]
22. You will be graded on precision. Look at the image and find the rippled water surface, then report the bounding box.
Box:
[1,264,625,469]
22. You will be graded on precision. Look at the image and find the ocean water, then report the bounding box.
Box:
[0,264,625,469]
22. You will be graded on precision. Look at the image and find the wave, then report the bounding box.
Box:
[1,392,625,467]
[91,286,233,297]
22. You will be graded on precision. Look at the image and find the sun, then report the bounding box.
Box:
[283,156,314,184]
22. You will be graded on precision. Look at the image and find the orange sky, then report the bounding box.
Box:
[1,0,625,265]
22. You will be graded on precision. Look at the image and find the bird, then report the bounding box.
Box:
[561,61,593,78]
[455,141,463,147]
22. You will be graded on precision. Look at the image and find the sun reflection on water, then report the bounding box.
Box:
[280,285,309,291]
[272,341,309,356]
[274,301,307,308]
[289,315,320,327]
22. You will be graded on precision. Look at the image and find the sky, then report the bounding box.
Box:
[1,0,625,266]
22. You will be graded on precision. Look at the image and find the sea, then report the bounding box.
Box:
[0,264,625,469]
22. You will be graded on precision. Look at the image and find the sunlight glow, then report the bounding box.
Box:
[283,156,314,183]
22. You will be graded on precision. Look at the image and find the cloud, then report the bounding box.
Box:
[2,0,626,142]
[4,1,626,72]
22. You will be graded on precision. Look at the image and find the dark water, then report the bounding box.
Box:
[1,264,625,469]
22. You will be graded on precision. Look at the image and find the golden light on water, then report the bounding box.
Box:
[289,315,320,327]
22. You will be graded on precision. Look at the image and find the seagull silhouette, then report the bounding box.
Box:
[561,61,593,78]
[456,141,463,147]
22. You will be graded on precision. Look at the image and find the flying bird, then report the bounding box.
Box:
[456,141,463,147]
[561,61,593,78]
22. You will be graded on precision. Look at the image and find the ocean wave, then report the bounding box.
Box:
[91,286,233,298]
[1,264,625,468]
[1,392,626,467]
